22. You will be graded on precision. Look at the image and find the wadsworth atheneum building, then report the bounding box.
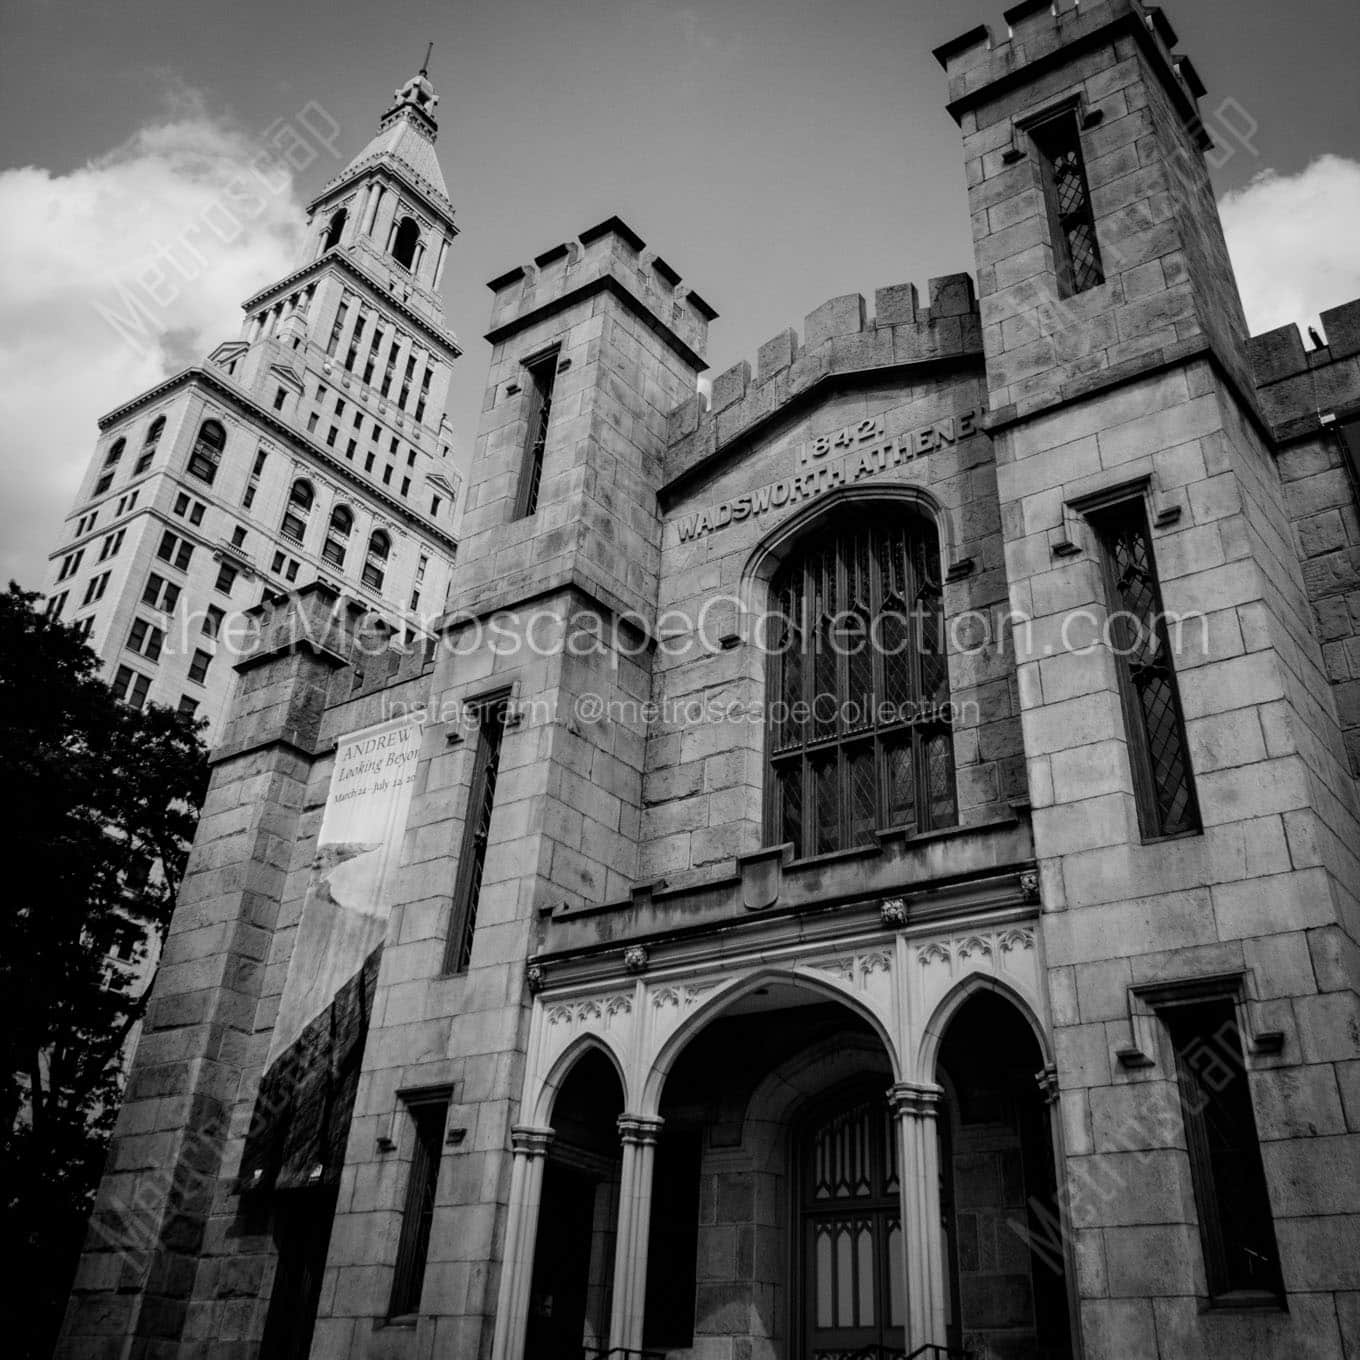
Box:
[61,3,1360,1358]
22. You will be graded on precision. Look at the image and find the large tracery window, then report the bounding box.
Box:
[767,509,956,857]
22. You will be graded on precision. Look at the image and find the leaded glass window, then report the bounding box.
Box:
[1033,112,1105,296]
[768,510,956,856]
[1091,499,1199,838]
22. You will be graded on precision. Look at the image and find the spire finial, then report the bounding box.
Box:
[420,41,433,77]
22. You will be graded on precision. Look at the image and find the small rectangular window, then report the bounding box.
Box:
[190,502,205,527]
[1164,999,1283,1304]
[216,564,237,595]
[231,525,246,548]
[204,605,224,638]
[443,696,509,973]
[252,449,268,477]
[273,387,287,410]
[1090,498,1199,838]
[515,351,558,518]
[188,649,212,685]
[1031,111,1104,296]
[388,1095,450,1317]
[178,696,199,717]
[174,493,189,516]
[430,495,441,518]
[243,484,256,509]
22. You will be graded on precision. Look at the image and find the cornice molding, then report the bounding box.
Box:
[309,157,457,233]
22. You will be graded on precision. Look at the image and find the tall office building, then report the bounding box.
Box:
[42,63,462,742]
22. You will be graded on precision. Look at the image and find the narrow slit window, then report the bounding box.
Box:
[1032,112,1104,296]
[388,1095,449,1317]
[514,352,558,519]
[1164,1000,1283,1304]
[443,696,509,973]
[1090,498,1199,838]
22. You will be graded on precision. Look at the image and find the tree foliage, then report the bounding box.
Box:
[0,583,209,1358]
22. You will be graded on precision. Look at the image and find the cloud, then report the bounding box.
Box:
[1220,153,1360,338]
[0,88,324,588]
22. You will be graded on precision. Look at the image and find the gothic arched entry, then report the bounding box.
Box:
[524,1046,624,1360]
[935,991,1071,1360]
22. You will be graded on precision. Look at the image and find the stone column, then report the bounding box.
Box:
[1037,1064,1085,1360]
[607,1113,664,1354]
[489,1125,554,1360]
[890,1081,946,1352]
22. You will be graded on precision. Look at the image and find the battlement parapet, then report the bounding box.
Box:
[1248,299,1360,438]
[484,215,715,368]
[663,274,982,488]
[933,0,1208,146]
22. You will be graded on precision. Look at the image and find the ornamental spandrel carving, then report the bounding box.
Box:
[544,993,632,1027]
[914,928,1035,968]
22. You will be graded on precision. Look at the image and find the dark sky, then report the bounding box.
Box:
[3,0,1358,515]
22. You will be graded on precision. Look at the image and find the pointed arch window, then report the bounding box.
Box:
[94,437,126,496]
[767,508,956,857]
[281,479,313,545]
[187,419,225,484]
[323,505,353,567]
[362,530,390,591]
[392,216,420,271]
[133,416,165,476]
[321,208,347,252]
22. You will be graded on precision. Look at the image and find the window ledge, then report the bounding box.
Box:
[1140,828,1203,846]
[1198,1291,1287,1315]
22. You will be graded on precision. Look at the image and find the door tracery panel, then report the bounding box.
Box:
[801,1089,905,1360]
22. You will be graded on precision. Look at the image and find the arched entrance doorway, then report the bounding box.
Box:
[524,1047,623,1360]
[935,991,1072,1359]
[649,979,902,1359]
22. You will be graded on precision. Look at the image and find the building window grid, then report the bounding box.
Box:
[1091,500,1200,839]
[127,617,164,663]
[767,514,957,857]
[134,417,164,476]
[82,572,110,607]
[187,420,226,484]
[443,696,509,974]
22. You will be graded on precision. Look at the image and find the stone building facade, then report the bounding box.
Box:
[62,4,1360,1359]
[42,64,463,746]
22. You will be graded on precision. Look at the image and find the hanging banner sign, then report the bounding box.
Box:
[240,713,424,1193]
[265,713,424,1070]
